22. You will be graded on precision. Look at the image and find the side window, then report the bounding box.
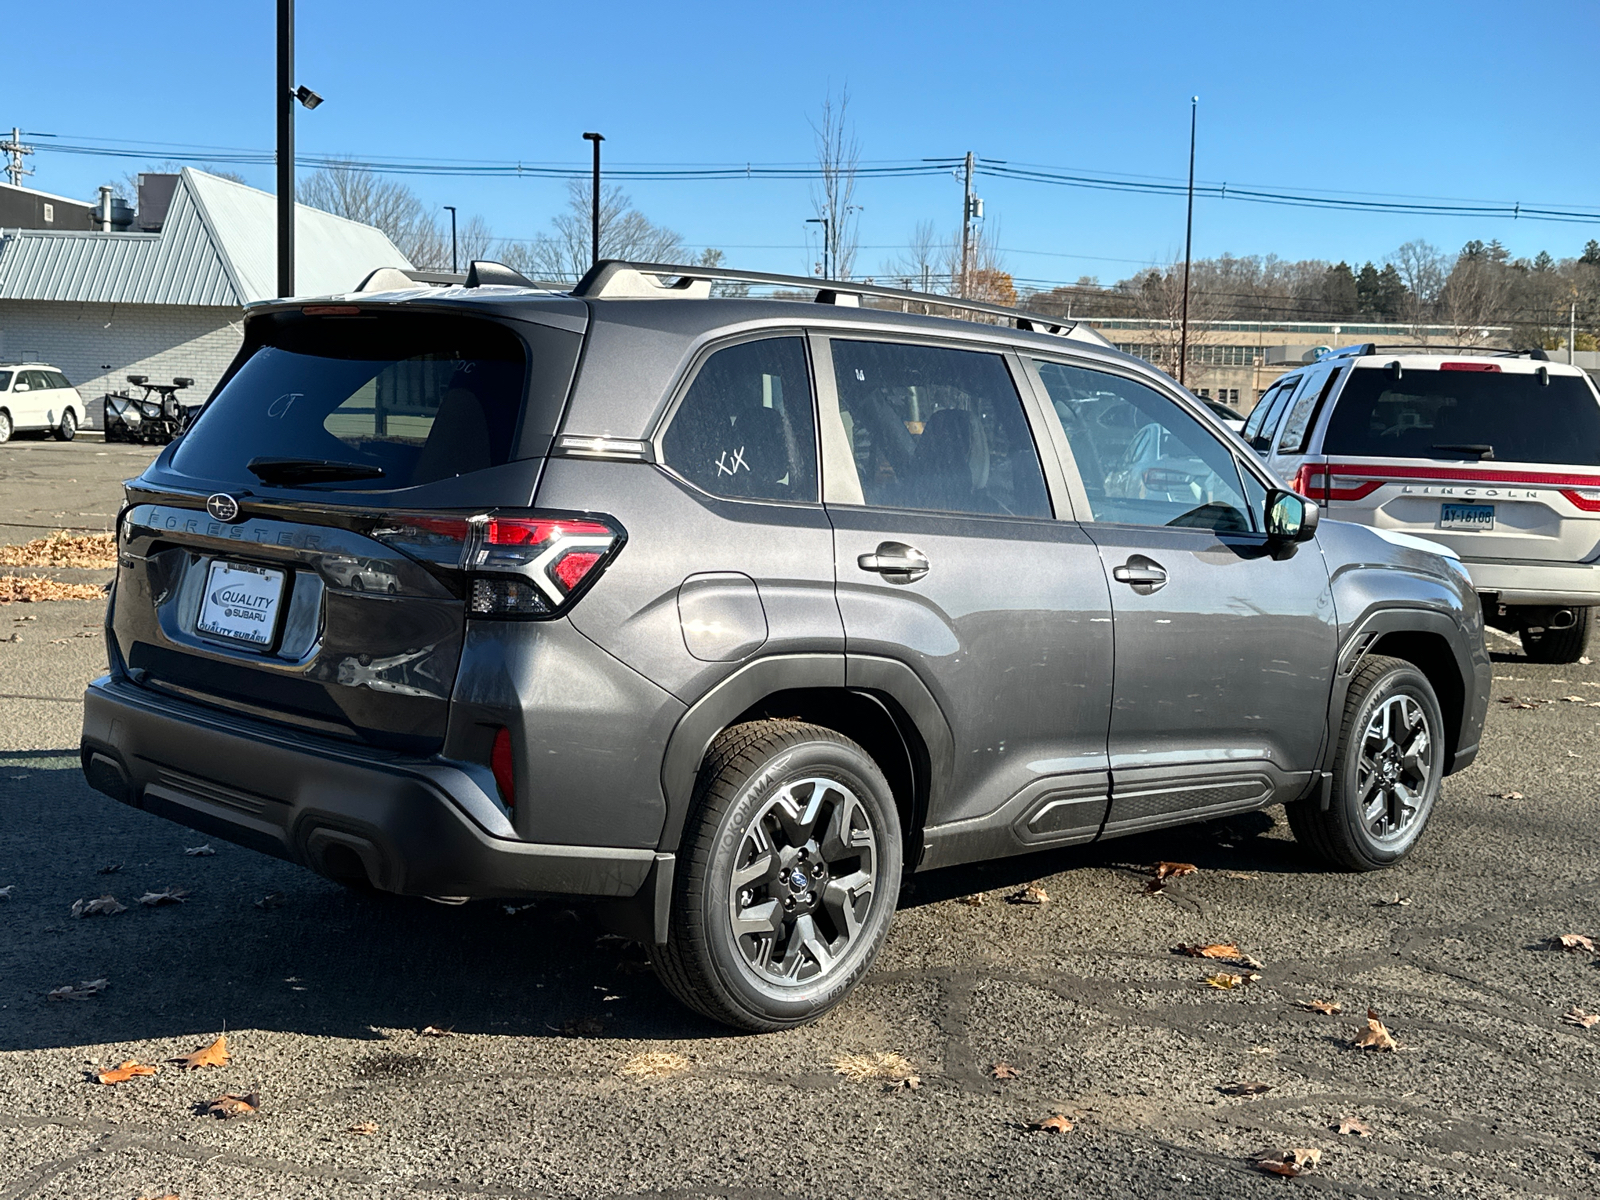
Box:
[21,371,48,390]
[1247,375,1302,451]
[660,337,818,503]
[48,371,72,390]
[0,372,12,393]
[1033,360,1255,533]
[1240,382,1284,444]
[829,340,1051,518]
[1276,366,1343,455]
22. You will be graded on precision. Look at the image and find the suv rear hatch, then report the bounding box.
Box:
[113,301,592,752]
[1297,361,1600,565]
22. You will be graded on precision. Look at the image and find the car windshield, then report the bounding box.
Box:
[171,312,575,491]
[1322,366,1600,465]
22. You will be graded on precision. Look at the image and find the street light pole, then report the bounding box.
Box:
[806,217,830,278]
[582,132,604,267]
[1179,96,1198,388]
[276,0,295,297]
[443,206,457,273]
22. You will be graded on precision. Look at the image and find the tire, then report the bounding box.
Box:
[1287,655,1444,871]
[0,411,11,445]
[54,409,77,442]
[1519,607,1591,664]
[650,720,903,1032]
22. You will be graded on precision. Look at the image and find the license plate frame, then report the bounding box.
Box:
[195,560,288,648]
[1440,502,1495,532]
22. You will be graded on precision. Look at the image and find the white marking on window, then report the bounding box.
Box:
[716,446,749,476]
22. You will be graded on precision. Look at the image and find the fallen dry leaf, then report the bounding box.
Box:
[0,575,107,603]
[620,1050,691,1079]
[1224,871,1257,880]
[184,844,217,857]
[989,1062,1020,1080]
[1560,1007,1598,1029]
[135,1193,180,1200]
[884,1073,921,1092]
[1153,861,1197,881]
[1220,1081,1273,1096]
[47,978,110,1001]
[957,892,987,907]
[1256,1148,1322,1177]
[1550,933,1596,953]
[561,1017,606,1038]
[1353,1008,1400,1052]
[1375,894,1412,907]
[0,531,117,569]
[1028,1113,1075,1134]
[173,1034,229,1070]
[418,1025,454,1038]
[70,895,126,918]
[1560,695,1588,703]
[833,1052,916,1084]
[1007,884,1049,905]
[347,1120,380,1135]
[137,888,190,907]
[1297,999,1342,1015]
[1500,696,1540,709]
[1175,943,1248,962]
[1491,791,1524,800]
[1336,1116,1373,1137]
[1203,972,1257,990]
[204,1091,258,1119]
[96,1060,158,1085]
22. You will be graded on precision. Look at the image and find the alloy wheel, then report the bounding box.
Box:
[1354,693,1433,845]
[726,776,879,985]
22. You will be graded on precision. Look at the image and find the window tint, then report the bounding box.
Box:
[661,337,818,503]
[1246,376,1301,450]
[1322,367,1600,465]
[1276,366,1338,454]
[829,340,1050,518]
[1033,361,1255,533]
[172,313,551,491]
[23,371,51,390]
[0,372,11,392]
[48,371,71,390]
[1240,382,1285,443]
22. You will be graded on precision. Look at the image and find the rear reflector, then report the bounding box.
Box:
[490,727,515,808]
[1439,361,1501,372]
[372,510,624,618]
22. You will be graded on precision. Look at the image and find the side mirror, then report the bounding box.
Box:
[12,383,28,392]
[1265,489,1319,558]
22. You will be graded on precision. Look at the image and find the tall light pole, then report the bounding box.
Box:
[959,151,975,299]
[582,132,604,267]
[443,205,457,273]
[275,0,322,298]
[1178,96,1198,387]
[806,217,830,279]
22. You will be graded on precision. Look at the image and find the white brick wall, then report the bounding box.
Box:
[0,300,244,428]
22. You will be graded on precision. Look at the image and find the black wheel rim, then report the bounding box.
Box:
[1355,693,1434,846]
[726,776,878,986]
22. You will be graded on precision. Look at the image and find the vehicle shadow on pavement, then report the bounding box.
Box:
[0,754,724,1051]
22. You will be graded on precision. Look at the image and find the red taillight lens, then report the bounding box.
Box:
[372,509,623,619]
[490,726,515,808]
[1292,465,1380,502]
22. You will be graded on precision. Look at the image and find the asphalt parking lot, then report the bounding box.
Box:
[2,439,1598,1199]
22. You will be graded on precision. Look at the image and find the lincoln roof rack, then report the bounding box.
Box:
[1323,342,1551,360]
[569,260,1115,348]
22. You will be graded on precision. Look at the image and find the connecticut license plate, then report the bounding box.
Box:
[1440,503,1495,531]
[195,560,286,646]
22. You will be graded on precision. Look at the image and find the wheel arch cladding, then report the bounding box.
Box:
[1369,630,1465,766]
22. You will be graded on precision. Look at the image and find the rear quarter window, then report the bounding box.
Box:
[1323,367,1600,465]
[171,312,579,491]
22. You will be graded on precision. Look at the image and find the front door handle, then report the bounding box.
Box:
[1112,554,1167,593]
[858,541,930,584]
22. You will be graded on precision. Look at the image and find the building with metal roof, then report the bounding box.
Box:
[0,168,409,427]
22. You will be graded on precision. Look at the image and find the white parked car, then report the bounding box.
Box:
[1244,344,1600,662]
[0,363,84,443]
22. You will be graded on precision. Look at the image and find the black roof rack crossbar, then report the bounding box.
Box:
[1326,342,1550,360]
[569,260,1113,346]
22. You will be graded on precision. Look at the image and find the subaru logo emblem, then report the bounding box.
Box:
[206,493,241,523]
[789,867,809,892]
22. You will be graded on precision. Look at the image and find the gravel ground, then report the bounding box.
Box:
[2,440,1599,1199]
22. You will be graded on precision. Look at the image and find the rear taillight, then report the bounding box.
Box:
[1292,465,1381,503]
[1561,488,1600,512]
[490,727,515,808]
[1440,361,1501,372]
[372,510,624,618]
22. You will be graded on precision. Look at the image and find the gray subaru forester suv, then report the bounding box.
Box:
[81,260,1492,1030]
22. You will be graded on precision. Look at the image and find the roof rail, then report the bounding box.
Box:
[569,260,1114,347]
[1325,341,1549,360]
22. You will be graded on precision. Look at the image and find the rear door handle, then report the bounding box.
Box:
[858,541,930,583]
[1112,555,1167,593]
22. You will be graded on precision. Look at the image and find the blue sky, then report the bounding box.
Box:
[9,0,1599,287]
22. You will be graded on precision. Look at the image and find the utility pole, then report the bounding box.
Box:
[1,127,33,187]
[443,206,457,273]
[1178,97,1198,387]
[1572,301,1578,366]
[959,151,975,298]
[276,0,296,297]
[582,132,604,267]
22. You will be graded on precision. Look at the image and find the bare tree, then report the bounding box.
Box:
[505,179,686,284]
[1391,239,1449,330]
[1129,261,1225,387]
[1438,245,1509,345]
[115,160,248,200]
[298,158,472,268]
[880,220,944,309]
[810,86,861,279]
[456,214,496,267]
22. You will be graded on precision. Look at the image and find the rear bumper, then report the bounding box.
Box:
[1462,558,1600,607]
[80,675,659,900]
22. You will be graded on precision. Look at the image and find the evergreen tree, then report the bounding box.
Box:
[1374,264,1407,321]
[1534,250,1555,272]
[1322,261,1357,317]
[1355,262,1383,317]
[1582,240,1600,266]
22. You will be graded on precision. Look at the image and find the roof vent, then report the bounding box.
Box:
[463,260,537,288]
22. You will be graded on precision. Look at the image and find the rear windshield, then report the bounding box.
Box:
[1323,366,1600,465]
[172,312,579,490]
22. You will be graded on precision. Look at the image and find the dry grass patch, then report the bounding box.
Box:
[832,1052,917,1084]
[0,531,116,569]
[0,576,107,603]
[619,1050,692,1079]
